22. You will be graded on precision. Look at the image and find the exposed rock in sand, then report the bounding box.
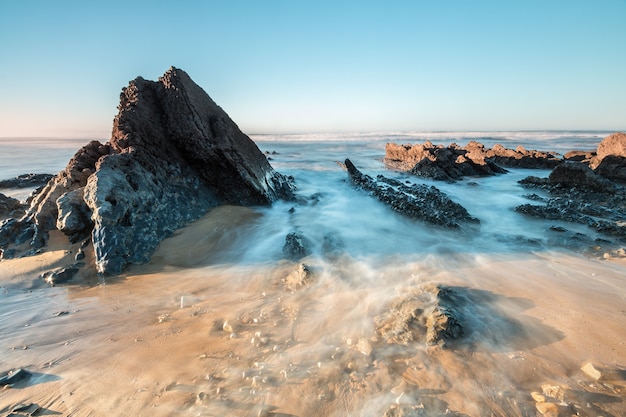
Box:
[375,284,464,347]
[384,141,560,181]
[345,159,479,228]
[0,67,295,274]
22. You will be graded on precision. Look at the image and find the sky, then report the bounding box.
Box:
[0,0,625,138]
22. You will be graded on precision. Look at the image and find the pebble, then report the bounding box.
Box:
[535,401,560,416]
[222,320,235,333]
[581,362,602,380]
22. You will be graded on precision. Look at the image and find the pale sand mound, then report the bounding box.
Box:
[1,209,625,416]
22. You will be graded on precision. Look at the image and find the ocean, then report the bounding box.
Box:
[1,131,625,417]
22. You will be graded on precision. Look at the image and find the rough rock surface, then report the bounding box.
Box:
[0,67,295,274]
[590,132,626,182]
[384,141,560,181]
[283,232,309,260]
[0,193,25,220]
[517,160,626,241]
[375,284,464,347]
[345,159,478,228]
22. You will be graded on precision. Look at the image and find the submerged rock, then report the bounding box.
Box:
[0,67,295,275]
[345,159,478,228]
[283,232,309,260]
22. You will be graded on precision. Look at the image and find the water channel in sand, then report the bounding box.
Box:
[1,132,625,416]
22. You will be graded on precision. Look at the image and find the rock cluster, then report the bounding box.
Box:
[516,133,626,242]
[0,67,295,274]
[384,141,560,181]
[345,159,478,228]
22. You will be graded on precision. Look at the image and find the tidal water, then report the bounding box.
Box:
[0,131,610,258]
[1,131,625,417]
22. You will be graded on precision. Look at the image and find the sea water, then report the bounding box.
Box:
[1,131,624,417]
[0,131,609,258]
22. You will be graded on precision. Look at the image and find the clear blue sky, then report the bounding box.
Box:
[1,0,624,138]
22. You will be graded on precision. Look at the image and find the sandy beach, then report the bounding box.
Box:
[1,206,624,417]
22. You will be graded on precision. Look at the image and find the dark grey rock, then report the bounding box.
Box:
[0,193,25,220]
[283,232,309,260]
[0,173,54,189]
[345,159,479,228]
[40,266,80,286]
[548,163,616,193]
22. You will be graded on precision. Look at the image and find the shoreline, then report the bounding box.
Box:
[1,215,624,416]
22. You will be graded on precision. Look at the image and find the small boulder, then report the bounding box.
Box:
[283,232,309,260]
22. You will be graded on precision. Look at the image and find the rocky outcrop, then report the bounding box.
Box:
[345,159,478,228]
[0,193,25,220]
[0,173,54,189]
[0,67,295,274]
[517,158,626,241]
[384,141,560,181]
[590,132,626,182]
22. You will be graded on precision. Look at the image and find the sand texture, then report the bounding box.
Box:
[1,208,625,416]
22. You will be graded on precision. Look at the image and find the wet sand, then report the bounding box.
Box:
[1,208,625,416]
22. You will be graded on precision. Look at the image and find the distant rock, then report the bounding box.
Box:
[0,173,54,189]
[589,132,626,182]
[0,67,295,275]
[384,141,560,181]
[384,141,506,181]
[563,150,595,162]
[345,159,479,228]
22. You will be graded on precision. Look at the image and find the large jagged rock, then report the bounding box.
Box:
[345,159,478,228]
[384,141,560,181]
[0,67,295,274]
[590,132,626,182]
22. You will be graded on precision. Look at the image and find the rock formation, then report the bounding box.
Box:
[0,173,54,190]
[345,159,478,228]
[0,193,25,220]
[384,141,560,181]
[516,133,626,242]
[589,132,626,182]
[0,67,295,274]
